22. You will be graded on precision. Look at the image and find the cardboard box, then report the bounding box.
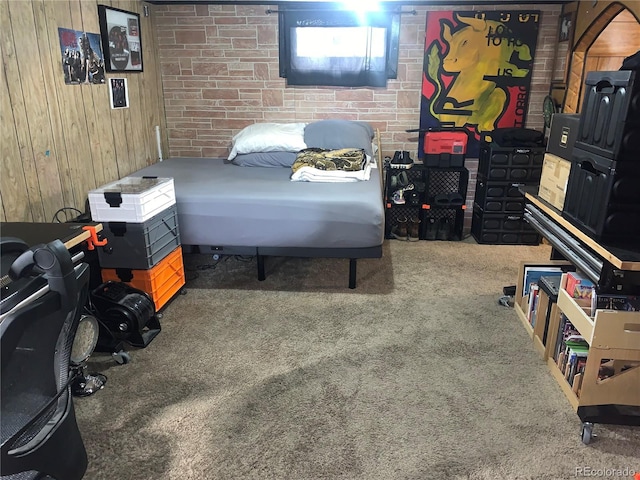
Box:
[538,153,571,211]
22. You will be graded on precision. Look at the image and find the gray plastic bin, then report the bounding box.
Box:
[98,204,180,269]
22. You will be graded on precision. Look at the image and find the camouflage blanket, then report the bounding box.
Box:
[291,148,366,174]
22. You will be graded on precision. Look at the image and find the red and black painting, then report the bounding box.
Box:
[419,11,540,157]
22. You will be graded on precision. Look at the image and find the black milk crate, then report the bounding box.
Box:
[562,148,640,241]
[384,204,422,239]
[471,207,540,245]
[576,70,640,162]
[473,178,526,214]
[385,168,425,202]
[98,204,181,269]
[420,207,465,241]
[423,167,469,207]
[479,143,544,182]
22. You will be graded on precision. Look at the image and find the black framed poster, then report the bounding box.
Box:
[109,78,129,109]
[97,5,143,72]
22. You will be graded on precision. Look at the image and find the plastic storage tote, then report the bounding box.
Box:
[101,246,185,312]
[97,204,181,269]
[89,176,175,223]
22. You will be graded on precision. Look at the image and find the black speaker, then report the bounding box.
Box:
[90,281,160,348]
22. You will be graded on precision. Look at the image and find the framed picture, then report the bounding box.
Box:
[97,5,143,72]
[558,11,574,43]
[109,78,129,109]
[58,28,105,85]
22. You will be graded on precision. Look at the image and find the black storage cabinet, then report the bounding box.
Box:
[562,149,640,240]
[576,70,640,163]
[477,143,544,182]
[471,210,540,245]
[472,140,544,245]
[547,113,581,160]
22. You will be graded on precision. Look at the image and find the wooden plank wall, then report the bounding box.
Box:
[0,0,167,222]
[585,10,640,71]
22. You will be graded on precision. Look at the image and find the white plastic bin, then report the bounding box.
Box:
[89,177,175,223]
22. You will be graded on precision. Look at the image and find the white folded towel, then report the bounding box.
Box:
[291,161,372,183]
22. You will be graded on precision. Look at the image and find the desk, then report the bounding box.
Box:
[523,188,640,270]
[520,187,640,294]
[1,222,103,250]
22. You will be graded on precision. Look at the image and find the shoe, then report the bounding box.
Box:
[391,190,405,205]
[433,193,450,206]
[389,151,413,169]
[391,216,409,240]
[448,192,465,205]
[436,217,451,240]
[391,183,415,205]
[390,171,408,189]
[424,217,437,240]
[408,217,421,241]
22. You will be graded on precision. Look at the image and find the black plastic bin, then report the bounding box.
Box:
[576,70,640,163]
[562,148,640,241]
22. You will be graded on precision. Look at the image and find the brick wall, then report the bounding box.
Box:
[153,3,562,235]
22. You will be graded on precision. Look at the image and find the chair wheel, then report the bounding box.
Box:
[581,422,594,445]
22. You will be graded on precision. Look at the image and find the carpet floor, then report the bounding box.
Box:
[75,239,640,480]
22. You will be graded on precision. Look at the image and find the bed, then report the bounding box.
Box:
[130,120,385,289]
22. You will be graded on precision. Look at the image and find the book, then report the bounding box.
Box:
[554,314,581,362]
[565,271,595,309]
[523,267,563,295]
[591,293,640,315]
[527,284,540,326]
[561,334,588,375]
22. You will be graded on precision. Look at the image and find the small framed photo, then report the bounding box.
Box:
[97,5,143,72]
[109,78,129,109]
[558,12,574,43]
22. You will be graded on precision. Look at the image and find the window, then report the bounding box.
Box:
[278,4,400,87]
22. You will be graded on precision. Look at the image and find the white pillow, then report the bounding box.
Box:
[227,122,308,160]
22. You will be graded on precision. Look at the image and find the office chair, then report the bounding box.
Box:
[1,238,89,480]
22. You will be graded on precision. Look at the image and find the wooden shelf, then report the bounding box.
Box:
[515,300,534,339]
[515,266,640,415]
[557,288,595,343]
[542,273,640,409]
[513,192,640,430]
[548,356,580,411]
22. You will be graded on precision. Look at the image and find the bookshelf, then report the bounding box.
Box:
[516,267,640,444]
[515,190,640,444]
[514,260,571,343]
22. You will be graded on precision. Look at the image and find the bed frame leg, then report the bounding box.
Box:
[257,254,266,281]
[349,259,357,289]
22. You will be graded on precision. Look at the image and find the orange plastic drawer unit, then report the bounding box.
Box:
[101,246,185,312]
